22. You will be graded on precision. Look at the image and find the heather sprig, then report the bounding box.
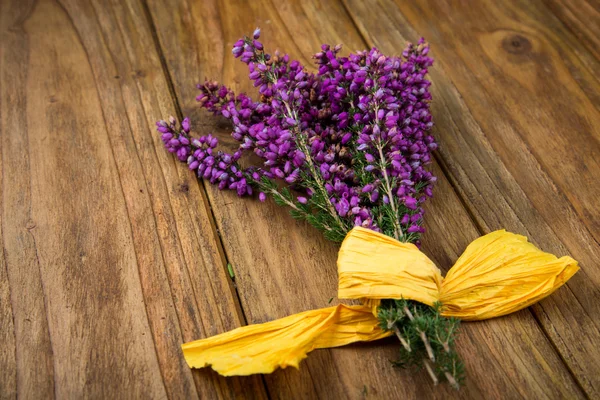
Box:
[378,300,464,389]
[186,30,437,243]
[156,29,463,388]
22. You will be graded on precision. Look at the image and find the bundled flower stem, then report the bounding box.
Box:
[157,28,462,387]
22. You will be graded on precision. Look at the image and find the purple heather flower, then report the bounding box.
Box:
[404,196,418,210]
[157,30,437,240]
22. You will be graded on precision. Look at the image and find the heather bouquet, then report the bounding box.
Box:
[156,29,579,390]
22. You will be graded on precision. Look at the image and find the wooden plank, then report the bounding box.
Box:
[1,1,59,398]
[342,0,600,396]
[0,9,18,398]
[0,128,17,398]
[146,0,584,397]
[0,0,266,397]
[0,212,16,400]
[1,0,166,396]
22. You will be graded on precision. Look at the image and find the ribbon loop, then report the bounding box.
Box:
[338,227,442,306]
[337,227,579,321]
[439,230,579,320]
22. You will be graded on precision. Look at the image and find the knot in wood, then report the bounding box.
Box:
[502,34,531,55]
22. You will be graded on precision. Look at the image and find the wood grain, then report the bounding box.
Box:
[2,0,71,397]
[1,0,266,397]
[544,0,600,64]
[2,0,167,396]
[0,212,16,399]
[342,0,600,396]
[145,0,585,397]
[1,0,597,397]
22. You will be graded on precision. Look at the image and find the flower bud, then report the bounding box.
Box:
[404,196,418,210]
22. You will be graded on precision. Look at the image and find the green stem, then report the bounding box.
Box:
[378,300,464,389]
[372,103,403,241]
[403,305,435,362]
[295,135,345,229]
[375,138,402,241]
[388,319,411,352]
[424,360,439,386]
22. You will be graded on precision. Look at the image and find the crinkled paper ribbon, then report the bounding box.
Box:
[182,227,579,376]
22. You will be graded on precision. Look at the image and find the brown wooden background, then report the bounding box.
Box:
[1,0,598,398]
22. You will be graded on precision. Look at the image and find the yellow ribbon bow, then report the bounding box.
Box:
[182,227,578,376]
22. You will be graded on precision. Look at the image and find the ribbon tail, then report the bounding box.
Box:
[182,304,391,376]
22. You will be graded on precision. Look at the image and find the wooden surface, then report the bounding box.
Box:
[1,0,598,398]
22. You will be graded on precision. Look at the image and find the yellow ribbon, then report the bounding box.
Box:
[182,227,579,376]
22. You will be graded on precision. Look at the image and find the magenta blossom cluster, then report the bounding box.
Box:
[157,28,436,242]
